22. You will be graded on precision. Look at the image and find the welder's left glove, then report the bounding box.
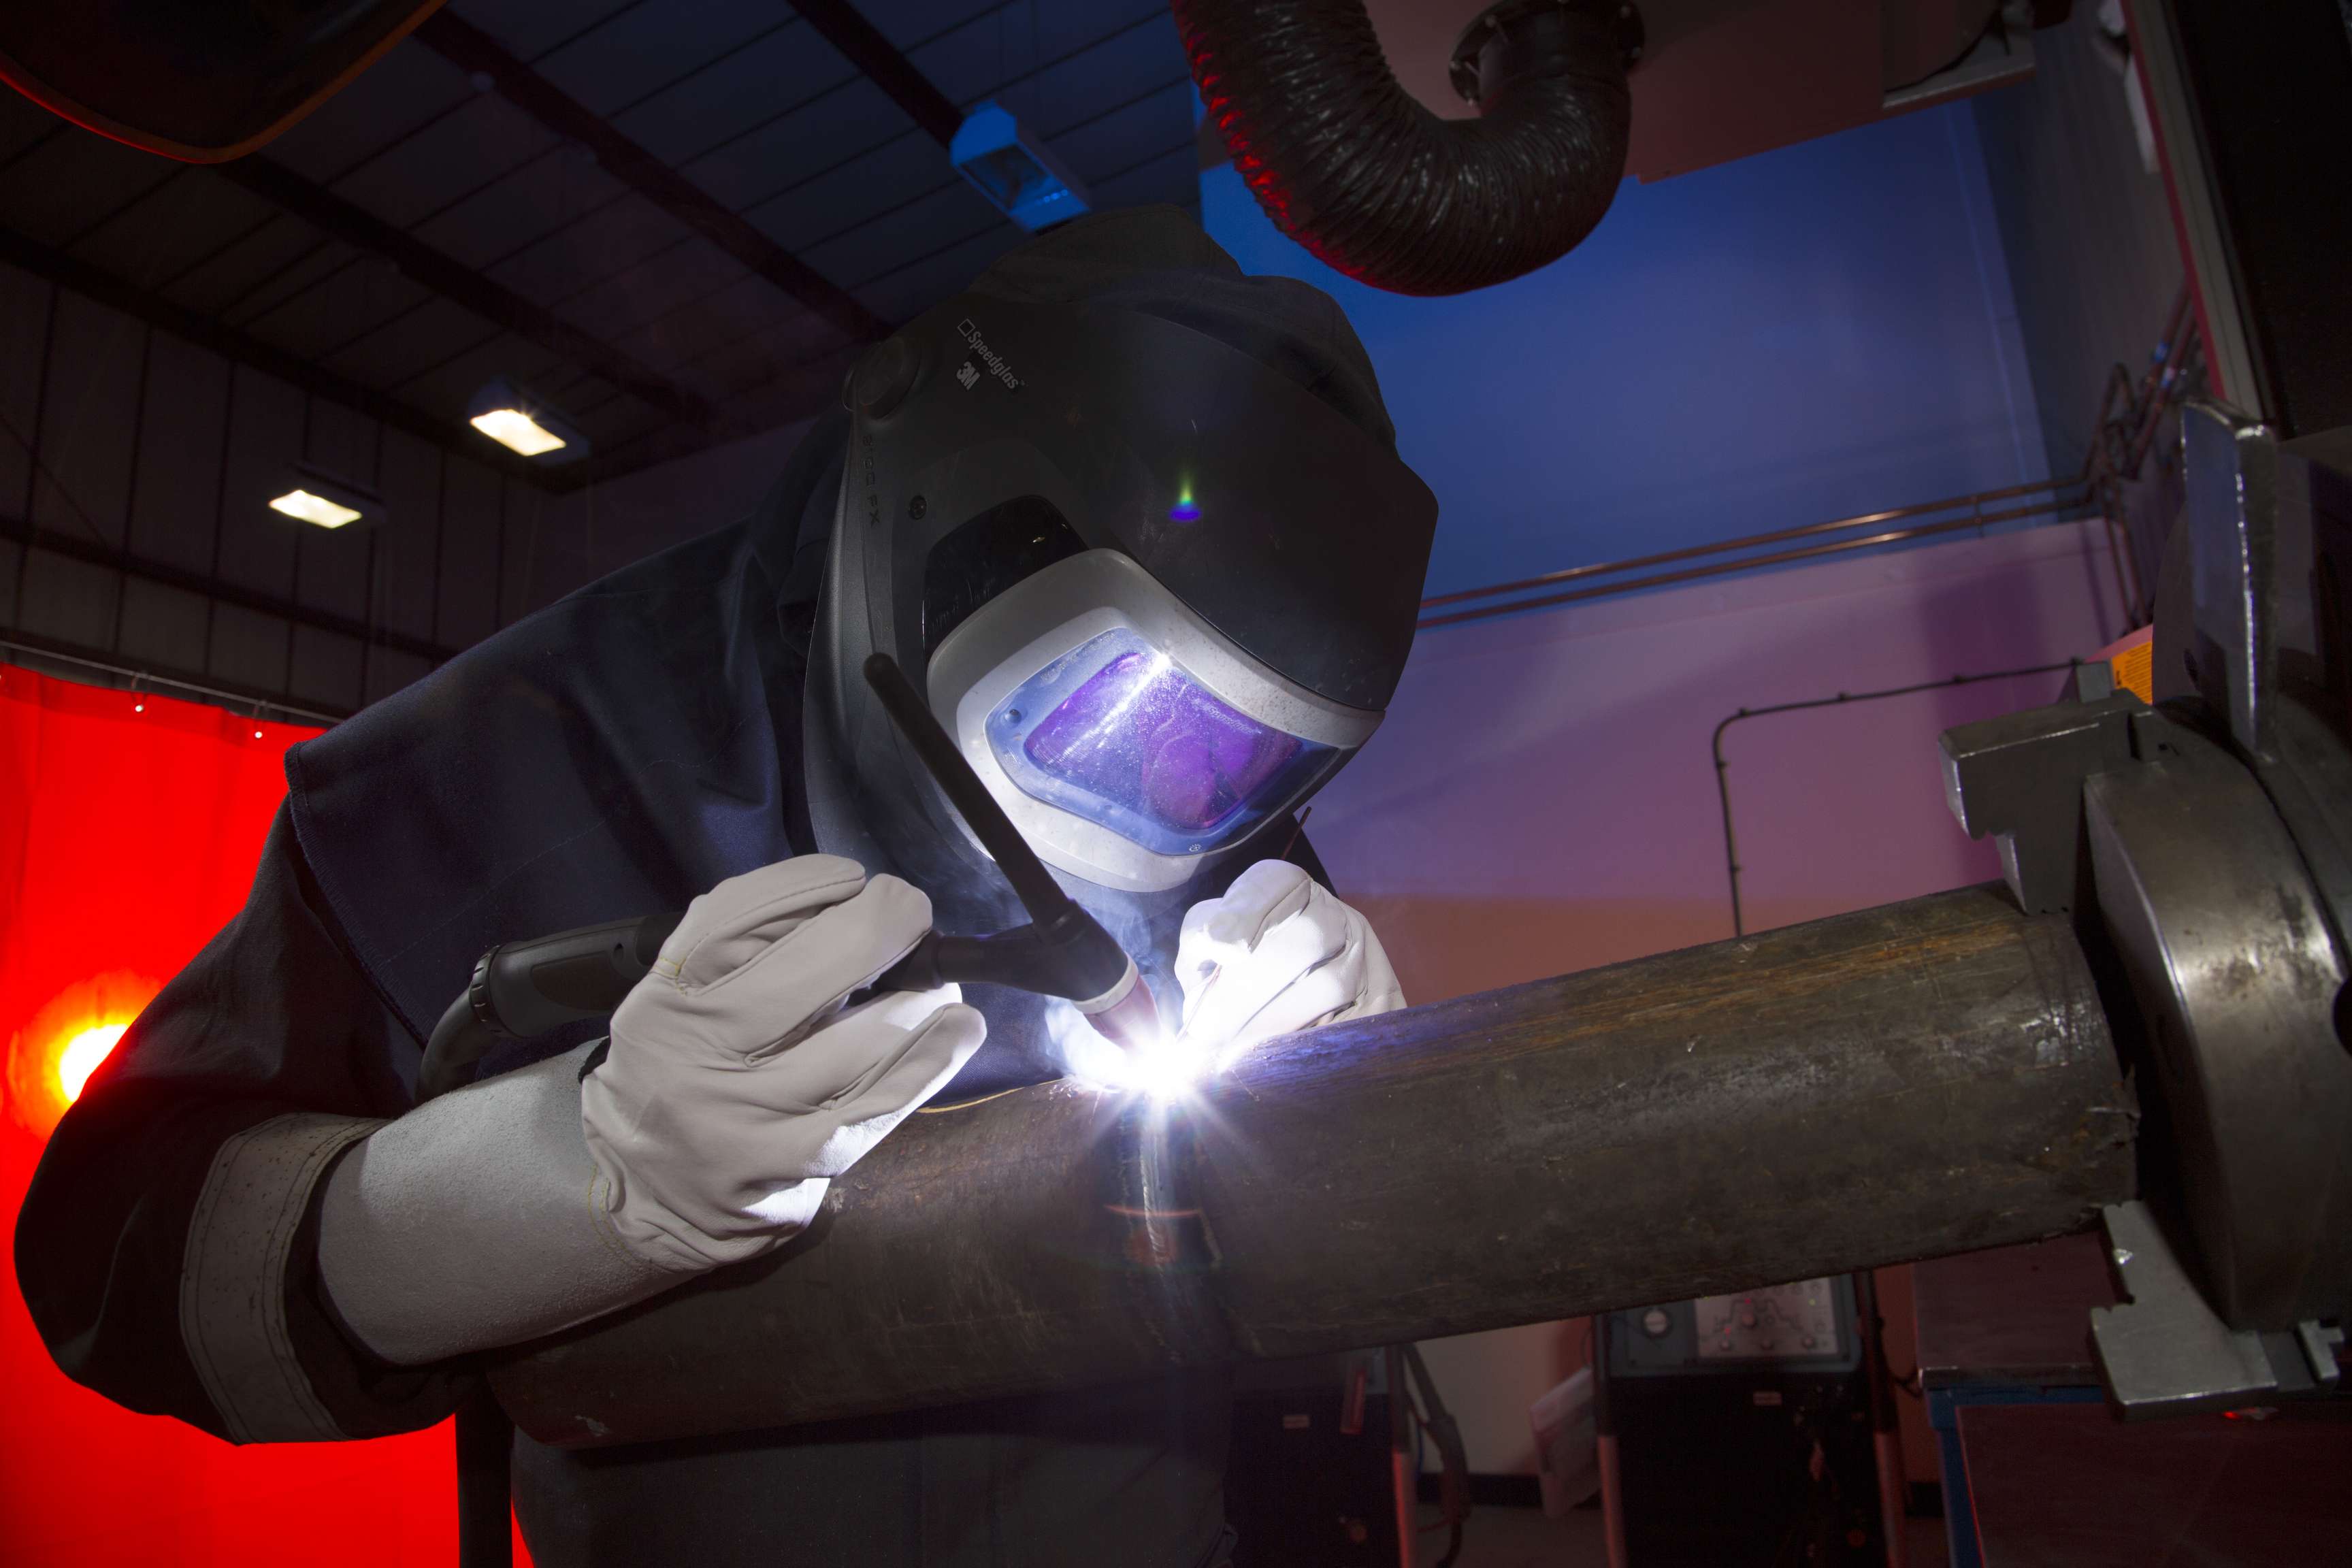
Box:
[1175,860,1404,1068]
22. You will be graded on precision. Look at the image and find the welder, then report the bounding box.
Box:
[14,207,1435,1567]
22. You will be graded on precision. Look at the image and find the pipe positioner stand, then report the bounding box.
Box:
[1941,400,2351,1415]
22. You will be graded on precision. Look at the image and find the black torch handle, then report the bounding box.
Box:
[416,911,683,1105]
[862,651,1076,924]
[862,653,1132,1003]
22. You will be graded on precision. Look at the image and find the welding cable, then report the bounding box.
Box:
[1402,1343,1471,1567]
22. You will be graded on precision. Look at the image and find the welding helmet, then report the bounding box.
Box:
[811,208,1437,895]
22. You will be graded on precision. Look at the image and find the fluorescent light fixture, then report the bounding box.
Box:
[470,407,567,456]
[270,488,361,528]
[267,462,385,530]
[468,377,588,464]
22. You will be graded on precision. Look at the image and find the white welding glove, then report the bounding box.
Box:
[317,856,983,1367]
[1175,860,1405,1070]
[582,855,987,1273]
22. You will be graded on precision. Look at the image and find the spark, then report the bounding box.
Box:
[1050,1000,1215,1102]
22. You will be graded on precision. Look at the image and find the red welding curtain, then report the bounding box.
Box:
[0,662,504,1565]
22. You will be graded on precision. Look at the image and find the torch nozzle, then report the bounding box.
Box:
[1077,962,1164,1055]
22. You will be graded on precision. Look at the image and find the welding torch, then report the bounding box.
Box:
[416,653,1159,1102]
[856,652,1162,1052]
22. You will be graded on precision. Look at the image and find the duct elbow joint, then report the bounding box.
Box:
[1178,0,1642,295]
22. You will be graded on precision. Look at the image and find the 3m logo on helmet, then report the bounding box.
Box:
[955,319,1022,389]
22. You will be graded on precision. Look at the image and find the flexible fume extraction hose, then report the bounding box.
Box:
[1175,0,1635,295]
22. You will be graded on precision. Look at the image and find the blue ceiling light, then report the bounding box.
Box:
[950,101,1091,233]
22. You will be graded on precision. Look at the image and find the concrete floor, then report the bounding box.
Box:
[1409,1503,1952,1567]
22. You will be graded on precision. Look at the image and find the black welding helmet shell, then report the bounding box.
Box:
[814,209,1437,895]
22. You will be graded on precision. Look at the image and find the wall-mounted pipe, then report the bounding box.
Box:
[1176,0,1639,295]
[491,885,2134,1448]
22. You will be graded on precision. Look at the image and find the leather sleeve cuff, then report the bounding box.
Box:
[179,1112,382,1443]
[318,1043,687,1367]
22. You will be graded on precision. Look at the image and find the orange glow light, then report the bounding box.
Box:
[5,973,157,1137]
[58,1022,128,1102]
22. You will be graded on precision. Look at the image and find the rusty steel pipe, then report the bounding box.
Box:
[491,885,2135,1448]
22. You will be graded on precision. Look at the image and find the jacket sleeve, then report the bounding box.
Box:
[12,807,466,1442]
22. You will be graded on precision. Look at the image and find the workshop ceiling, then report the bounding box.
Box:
[0,0,1199,487]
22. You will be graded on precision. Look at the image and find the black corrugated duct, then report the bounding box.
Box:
[1176,0,1640,296]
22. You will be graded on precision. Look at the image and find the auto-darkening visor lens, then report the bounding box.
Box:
[985,630,1333,854]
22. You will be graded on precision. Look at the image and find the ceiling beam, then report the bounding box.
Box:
[214,154,723,433]
[788,0,964,146]
[0,222,562,491]
[16,513,463,667]
[412,11,892,346]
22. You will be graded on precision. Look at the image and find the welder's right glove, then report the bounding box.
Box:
[582,855,987,1273]
[1174,860,1404,1071]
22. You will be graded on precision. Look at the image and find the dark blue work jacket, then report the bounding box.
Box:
[15,412,1236,1567]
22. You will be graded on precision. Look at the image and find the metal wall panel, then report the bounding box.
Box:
[128,335,233,577]
[435,455,505,649]
[416,150,634,274]
[0,88,59,167]
[241,252,438,370]
[0,131,175,252]
[374,429,448,644]
[32,293,144,548]
[459,0,645,63]
[20,548,120,649]
[214,365,306,598]
[266,42,480,186]
[70,173,264,289]
[0,264,50,515]
[115,578,212,673]
[333,93,563,233]
[0,254,749,718]
[495,478,553,623]
[536,4,799,117]
[1972,10,2181,476]
[207,602,294,693]
[289,623,365,711]
[163,211,318,320]
[365,647,436,707]
[292,514,373,625]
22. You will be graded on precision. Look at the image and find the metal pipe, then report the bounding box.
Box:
[0,634,348,725]
[1708,660,2084,937]
[1418,476,2080,612]
[1420,296,2199,637]
[1417,495,2087,630]
[490,884,2135,1449]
